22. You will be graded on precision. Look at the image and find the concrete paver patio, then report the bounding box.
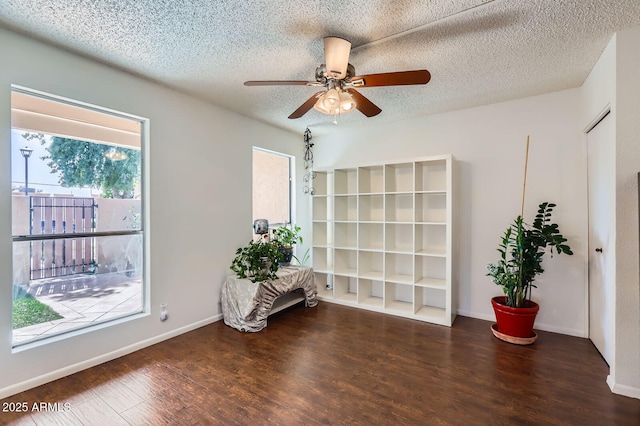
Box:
[13,272,142,345]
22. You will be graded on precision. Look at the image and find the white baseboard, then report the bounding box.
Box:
[455,310,585,337]
[455,309,494,322]
[608,375,640,400]
[531,321,585,338]
[0,314,223,400]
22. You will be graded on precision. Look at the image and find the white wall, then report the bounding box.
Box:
[613,26,640,398]
[0,28,301,398]
[312,88,588,336]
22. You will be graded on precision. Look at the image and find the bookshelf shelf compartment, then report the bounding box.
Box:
[314,272,333,299]
[415,160,447,192]
[385,193,414,223]
[313,171,329,196]
[416,193,447,223]
[415,256,447,286]
[312,155,455,326]
[359,251,384,280]
[334,222,357,248]
[312,247,332,272]
[414,287,447,319]
[386,223,413,253]
[415,223,446,256]
[358,223,384,251]
[359,166,384,194]
[313,196,331,221]
[313,221,330,247]
[385,253,414,284]
[334,275,358,302]
[335,168,357,195]
[335,195,357,222]
[359,195,384,222]
[385,282,414,312]
[334,249,358,276]
[385,163,414,193]
[358,278,384,307]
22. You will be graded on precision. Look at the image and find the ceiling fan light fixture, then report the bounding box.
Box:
[314,89,356,117]
[313,96,337,115]
[322,88,340,109]
[339,91,355,111]
[323,36,351,79]
[313,96,330,114]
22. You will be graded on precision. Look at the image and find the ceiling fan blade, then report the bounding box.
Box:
[324,36,351,79]
[244,80,310,86]
[346,89,382,117]
[288,91,325,119]
[350,70,431,87]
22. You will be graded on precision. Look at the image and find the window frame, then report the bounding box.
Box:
[252,147,293,227]
[10,85,150,348]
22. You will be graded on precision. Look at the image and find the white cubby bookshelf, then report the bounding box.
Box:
[311,155,455,326]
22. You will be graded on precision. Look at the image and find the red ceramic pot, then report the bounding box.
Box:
[491,296,539,338]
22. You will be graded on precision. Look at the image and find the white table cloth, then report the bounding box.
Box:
[221,266,317,332]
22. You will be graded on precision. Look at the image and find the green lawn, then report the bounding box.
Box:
[12,289,63,329]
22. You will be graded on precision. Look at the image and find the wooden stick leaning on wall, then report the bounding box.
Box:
[521,135,530,217]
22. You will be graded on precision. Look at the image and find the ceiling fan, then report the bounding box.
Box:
[244,37,431,119]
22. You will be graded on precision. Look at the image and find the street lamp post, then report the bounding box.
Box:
[19,146,33,195]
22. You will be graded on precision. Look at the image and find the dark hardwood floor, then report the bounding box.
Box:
[2,302,639,425]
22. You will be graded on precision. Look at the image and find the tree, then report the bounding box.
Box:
[23,133,140,199]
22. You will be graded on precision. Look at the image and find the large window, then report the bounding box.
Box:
[10,86,147,347]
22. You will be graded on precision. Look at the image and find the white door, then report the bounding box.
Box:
[587,111,615,365]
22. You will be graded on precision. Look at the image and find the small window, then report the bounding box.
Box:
[10,86,147,347]
[252,148,292,226]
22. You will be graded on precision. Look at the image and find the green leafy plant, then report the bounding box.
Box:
[230,239,284,282]
[271,224,303,248]
[271,224,303,266]
[292,248,311,266]
[487,202,573,308]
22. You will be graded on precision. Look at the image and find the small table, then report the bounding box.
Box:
[221,266,317,332]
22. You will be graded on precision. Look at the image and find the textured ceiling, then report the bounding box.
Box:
[1,0,640,136]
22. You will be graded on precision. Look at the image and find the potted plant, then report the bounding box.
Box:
[271,224,303,266]
[487,202,573,342]
[230,238,283,282]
